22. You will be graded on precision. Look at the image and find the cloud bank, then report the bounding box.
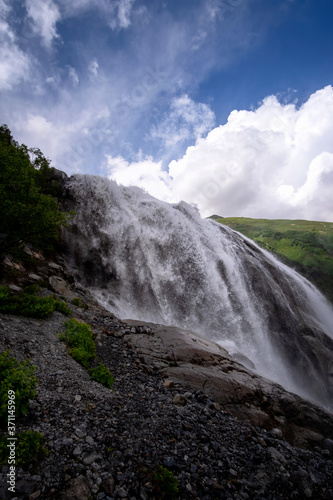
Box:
[109,86,333,221]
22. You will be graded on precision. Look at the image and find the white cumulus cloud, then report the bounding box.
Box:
[169,86,333,220]
[106,155,173,202]
[109,86,333,222]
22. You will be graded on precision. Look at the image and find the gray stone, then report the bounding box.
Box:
[29,491,41,500]
[28,273,42,281]
[8,284,22,292]
[173,394,187,406]
[267,447,287,466]
[31,476,41,482]
[63,475,90,500]
[85,435,95,445]
[140,487,149,500]
[271,428,283,439]
[102,477,115,496]
[62,438,73,446]
[324,438,333,452]
[73,445,82,456]
[82,452,101,465]
[117,487,128,498]
[75,428,86,438]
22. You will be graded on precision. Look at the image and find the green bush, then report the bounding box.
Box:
[23,284,39,295]
[0,285,71,319]
[89,364,115,389]
[59,319,96,367]
[0,431,47,468]
[0,351,37,422]
[71,297,88,310]
[54,299,72,316]
[152,466,179,499]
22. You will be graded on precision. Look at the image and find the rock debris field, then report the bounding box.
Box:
[1,280,333,500]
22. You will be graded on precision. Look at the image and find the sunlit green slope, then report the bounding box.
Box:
[211,216,333,303]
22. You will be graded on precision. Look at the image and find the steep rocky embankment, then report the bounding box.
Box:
[1,252,333,499]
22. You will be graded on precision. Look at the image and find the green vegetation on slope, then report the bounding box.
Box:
[59,319,96,368]
[0,431,48,468]
[212,216,333,303]
[0,284,72,319]
[0,124,71,260]
[0,350,37,422]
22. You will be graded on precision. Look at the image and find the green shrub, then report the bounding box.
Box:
[0,285,9,302]
[19,294,55,319]
[23,284,39,295]
[59,319,96,367]
[54,299,72,316]
[0,351,37,422]
[71,297,88,310]
[0,285,71,319]
[89,364,115,389]
[0,431,47,468]
[152,466,179,499]
[16,431,47,467]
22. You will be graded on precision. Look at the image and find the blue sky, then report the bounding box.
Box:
[1,0,333,220]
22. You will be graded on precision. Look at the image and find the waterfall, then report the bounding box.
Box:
[62,174,333,408]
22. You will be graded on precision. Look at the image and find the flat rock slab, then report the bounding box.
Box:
[124,320,333,449]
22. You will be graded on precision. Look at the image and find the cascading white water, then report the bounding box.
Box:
[63,174,333,407]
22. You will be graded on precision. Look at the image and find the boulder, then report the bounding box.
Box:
[49,276,76,299]
[62,475,90,500]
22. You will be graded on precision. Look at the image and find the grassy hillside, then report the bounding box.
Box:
[211,216,333,303]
